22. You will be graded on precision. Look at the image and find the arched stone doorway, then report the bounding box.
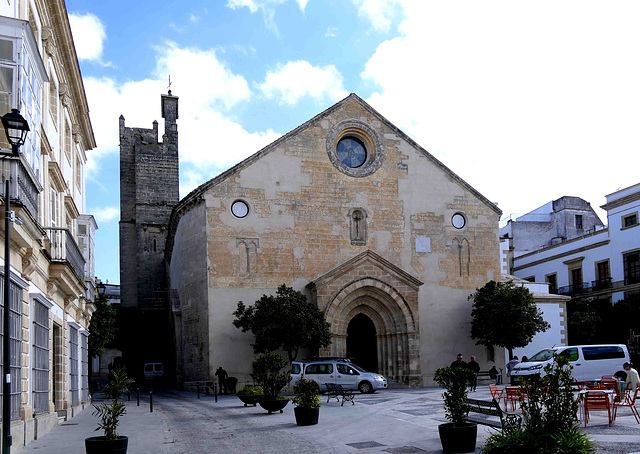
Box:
[347,313,378,373]
[306,250,423,386]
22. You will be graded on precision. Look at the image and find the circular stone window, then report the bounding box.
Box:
[337,137,367,168]
[326,119,384,177]
[452,213,466,229]
[231,200,249,218]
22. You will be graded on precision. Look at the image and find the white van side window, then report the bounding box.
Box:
[583,346,626,360]
[559,348,578,361]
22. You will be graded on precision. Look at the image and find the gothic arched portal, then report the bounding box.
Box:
[347,313,378,373]
[307,250,423,386]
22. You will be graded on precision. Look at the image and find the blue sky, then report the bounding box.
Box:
[66,0,640,285]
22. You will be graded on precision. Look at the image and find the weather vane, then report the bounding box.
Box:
[168,75,172,95]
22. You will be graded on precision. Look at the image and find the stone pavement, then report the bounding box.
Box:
[16,386,640,454]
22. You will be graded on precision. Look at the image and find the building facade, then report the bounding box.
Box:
[510,183,640,304]
[118,93,179,379]
[159,93,503,387]
[0,0,96,447]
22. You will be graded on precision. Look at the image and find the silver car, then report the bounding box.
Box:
[290,358,388,394]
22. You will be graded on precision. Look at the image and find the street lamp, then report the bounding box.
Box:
[97,282,107,299]
[1,108,28,454]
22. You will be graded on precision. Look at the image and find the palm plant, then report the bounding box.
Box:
[92,367,134,440]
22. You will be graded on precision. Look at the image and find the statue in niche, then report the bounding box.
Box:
[349,208,367,244]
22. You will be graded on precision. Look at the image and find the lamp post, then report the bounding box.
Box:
[1,108,29,454]
[97,282,107,299]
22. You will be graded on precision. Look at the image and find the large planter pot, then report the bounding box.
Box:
[238,394,263,407]
[258,398,289,414]
[294,407,320,426]
[438,422,477,453]
[85,436,129,454]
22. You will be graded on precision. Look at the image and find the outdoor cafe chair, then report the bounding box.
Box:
[489,384,504,405]
[600,378,621,401]
[584,390,613,426]
[504,386,523,412]
[613,387,640,424]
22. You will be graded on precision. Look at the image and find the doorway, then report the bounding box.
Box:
[346,313,378,373]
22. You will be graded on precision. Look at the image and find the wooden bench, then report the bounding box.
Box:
[464,397,522,432]
[325,383,355,406]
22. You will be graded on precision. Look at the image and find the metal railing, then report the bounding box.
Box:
[1,158,39,219]
[44,227,85,280]
[557,276,640,297]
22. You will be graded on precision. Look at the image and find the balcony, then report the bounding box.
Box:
[1,157,40,219]
[44,228,86,307]
[557,276,639,297]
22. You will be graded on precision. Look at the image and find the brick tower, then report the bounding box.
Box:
[119,92,179,379]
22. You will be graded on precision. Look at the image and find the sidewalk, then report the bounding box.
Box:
[17,395,168,454]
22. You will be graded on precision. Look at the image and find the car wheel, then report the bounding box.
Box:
[359,381,373,394]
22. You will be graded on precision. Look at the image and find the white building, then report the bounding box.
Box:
[510,183,640,305]
[0,0,97,448]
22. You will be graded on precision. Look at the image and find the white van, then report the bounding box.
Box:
[510,344,630,384]
[144,363,164,380]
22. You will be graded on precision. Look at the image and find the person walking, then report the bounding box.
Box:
[506,356,519,384]
[215,366,229,394]
[467,356,481,391]
[451,353,467,368]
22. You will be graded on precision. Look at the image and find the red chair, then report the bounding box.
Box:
[613,387,640,424]
[504,386,523,412]
[600,378,621,401]
[489,384,504,405]
[584,391,613,426]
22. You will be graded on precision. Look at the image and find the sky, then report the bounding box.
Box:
[66,0,640,285]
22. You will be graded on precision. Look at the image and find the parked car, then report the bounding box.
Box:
[290,357,387,394]
[144,362,164,380]
[510,344,630,384]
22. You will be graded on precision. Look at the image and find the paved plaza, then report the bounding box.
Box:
[17,386,640,454]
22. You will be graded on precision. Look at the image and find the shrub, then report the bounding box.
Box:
[237,385,264,396]
[292,378,321,409]
[250,352,290,398]
[481,355,595,454]
[434,367,476,425]
[92,367,134,440]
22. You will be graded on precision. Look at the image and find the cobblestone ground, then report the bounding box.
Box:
[155,388,640,454]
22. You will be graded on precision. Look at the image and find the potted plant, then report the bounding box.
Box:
[292,378,321,425]
[237,385,264,407]
[434,366,478,453]
[85,367,134,454]
[251,352,290,413]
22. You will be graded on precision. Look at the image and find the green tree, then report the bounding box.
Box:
[88,292,117,360]
[233,284,331,362]
[469,280,549,360]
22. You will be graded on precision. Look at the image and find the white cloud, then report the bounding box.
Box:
[259,60,348,105]
[92,206,119,223]
[83,42,280,198]
[350,0,402,33]
[68,13,110,66]
[325,27,339,38]
[362,0,640,220]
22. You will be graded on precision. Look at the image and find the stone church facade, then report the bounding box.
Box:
[159,93,503,387]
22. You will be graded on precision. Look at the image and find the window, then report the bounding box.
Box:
[559,348,578,362]
[546,274,557,294]
[337,364,359,375]
[33,300,50,414]
[583,346,626,361]
[327,119,385,177]
[81,333,89,403]
[570,267,583,294]
[231,200,249,218]
[305,363,333,374]
[0,277,22,420]
[452,213,466,229]
[69,325,79,406]
[0,39,14,150]
[50,188,58,226]
[64,121,71,162]
[624,251,640,285]
[623,213,638,229]
[575,215,583,230]
[75,152,82,191]
[595,261,611,290]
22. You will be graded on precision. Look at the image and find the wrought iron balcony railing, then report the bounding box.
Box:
[1,157,40,219]
[44,227,85,281]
